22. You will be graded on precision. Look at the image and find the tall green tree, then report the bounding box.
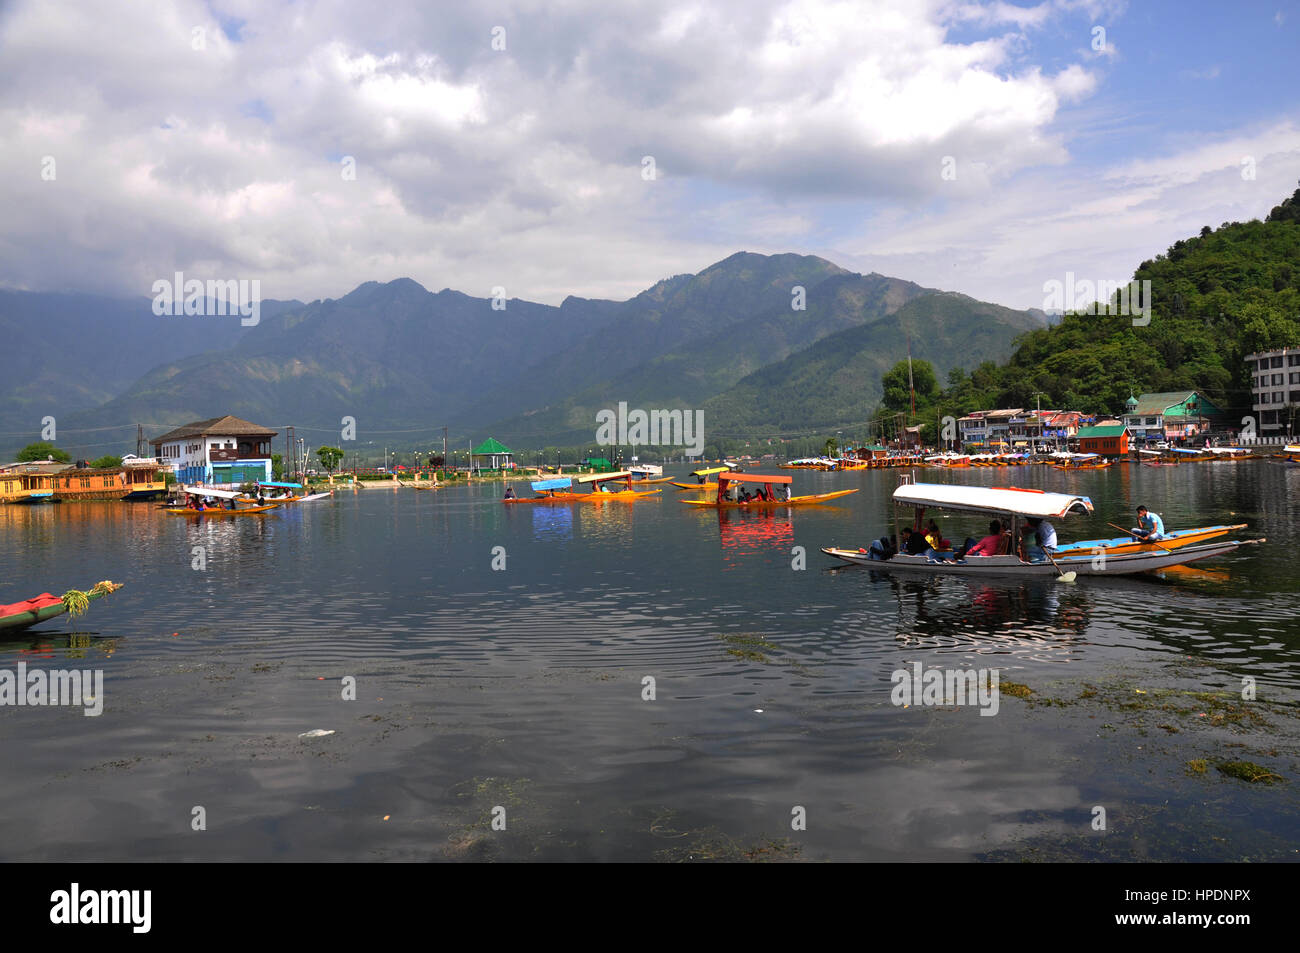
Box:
[316,446,345,474]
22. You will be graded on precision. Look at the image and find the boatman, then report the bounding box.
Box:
[1133,505,1167,540]
[504,485,516,500]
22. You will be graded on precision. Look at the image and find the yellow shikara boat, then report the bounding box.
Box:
[577,471,662,501]
[682,472,858,508]
[670,465,732,490]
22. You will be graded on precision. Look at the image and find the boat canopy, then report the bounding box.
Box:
[691,466,732,477]
[257,481,302,489]
[893,483,1093,518]
[183,486,240,499]
[531,477,572,491]
[577,470,633,484]
[1167,447,1202,455]
[718,472,793,485]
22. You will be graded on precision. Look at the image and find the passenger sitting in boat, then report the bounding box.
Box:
[924,522,956,561]
[955,520,1004,559]
[227,498,237,510]
[754,487,767,501]
[504,485,516,500]
[780,485,792,502]
[864,535,897,560]
[740,488,752,502]
[1132,505,1167,540]
[901,526,929,555]
[1019,518,1057,562]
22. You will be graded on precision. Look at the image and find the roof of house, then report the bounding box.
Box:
[151,415,278,445]
[471,437,513,455]
[1126,392,1220,417]
[1078,425,1128,438]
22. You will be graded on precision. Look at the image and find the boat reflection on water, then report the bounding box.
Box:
[530,503,573,541]
[717,509,794,569]
[0,630,122,661]
[828,571,1094,661]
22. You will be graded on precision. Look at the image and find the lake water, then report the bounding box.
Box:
[2,463,1298,862]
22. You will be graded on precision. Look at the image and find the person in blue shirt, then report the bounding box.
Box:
[1133,505,1167,540]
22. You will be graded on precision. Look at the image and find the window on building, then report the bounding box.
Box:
[1275,392,1284,403]
[1273,356,1285,368]
[1291,373,1300,384]
[1290,354,1300,366]
[1261,394,1270,404]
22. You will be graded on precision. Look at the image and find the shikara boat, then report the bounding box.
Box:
[1051,452,1113,470]
[821,481,1259,576]
[0,581,123,632]
[670,465,733,490]
[577,471,661,501]
[1055,524,1248,556]
[682,472,859,508]
[924,453,971,468]
[627,465,672,483]
[165,487,282,516]
[504,477,584,503]
[1138,450,1180,466]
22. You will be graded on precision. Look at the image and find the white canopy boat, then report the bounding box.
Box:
[821,480,1261,576]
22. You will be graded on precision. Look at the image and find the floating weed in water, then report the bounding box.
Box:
[1000,681,1034,700]
[1185,759,1208,775]
[718,632,779,664]
[1216,761,1286,784]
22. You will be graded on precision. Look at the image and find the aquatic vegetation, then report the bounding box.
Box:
[1216,761,1286,784]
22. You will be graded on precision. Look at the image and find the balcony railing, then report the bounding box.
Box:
[209,448,271,462]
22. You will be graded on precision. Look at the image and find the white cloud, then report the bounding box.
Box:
[0,0,1268,319]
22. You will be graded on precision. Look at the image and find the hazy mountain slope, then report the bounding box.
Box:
[702,292,1046,434]
[477,271,930,446]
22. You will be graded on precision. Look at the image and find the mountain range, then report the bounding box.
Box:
[0,253,1046,460]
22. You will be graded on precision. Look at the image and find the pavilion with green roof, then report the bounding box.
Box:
[470,437,514,470]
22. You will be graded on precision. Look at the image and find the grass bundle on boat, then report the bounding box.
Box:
[60,580,124,618]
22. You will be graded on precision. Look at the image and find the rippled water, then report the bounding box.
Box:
[2,463,1297,861]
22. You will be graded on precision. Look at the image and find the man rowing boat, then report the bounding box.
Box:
[1133,505,1167,540]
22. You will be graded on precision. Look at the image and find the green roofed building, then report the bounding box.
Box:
[470,437,514,470]
[1077,424,1128,456]
[581,456,614,472]
[1121,392,1221,442]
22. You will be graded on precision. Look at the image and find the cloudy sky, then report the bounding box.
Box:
[2,0,1298,311]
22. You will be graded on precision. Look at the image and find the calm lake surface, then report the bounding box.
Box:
[2,463,1298,862]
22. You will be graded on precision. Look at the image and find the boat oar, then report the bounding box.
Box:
[1043,548,1076,583]
[1106,521,1175,555]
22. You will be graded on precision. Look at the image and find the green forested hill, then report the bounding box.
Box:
[935,183,1300,422]
[703,292,1044,436]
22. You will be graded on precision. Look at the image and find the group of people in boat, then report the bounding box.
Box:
[722,483,792,503]
[862,505,1167,563]
[183,495,238,511]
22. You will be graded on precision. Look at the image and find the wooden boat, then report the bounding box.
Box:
[577,471,661,501]
[1055,524,1248,557]
[671,465,732,490]
[504,477,585,503]
[166,503,281,516]
[821,481,1260,576]
[1138,450,1179,466]
[627,465,672,483]
[682,471,859,508]
[1051,452,1113,470]
[924,453,971,468]
[166,486,281,516]
[0,581,123,632]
